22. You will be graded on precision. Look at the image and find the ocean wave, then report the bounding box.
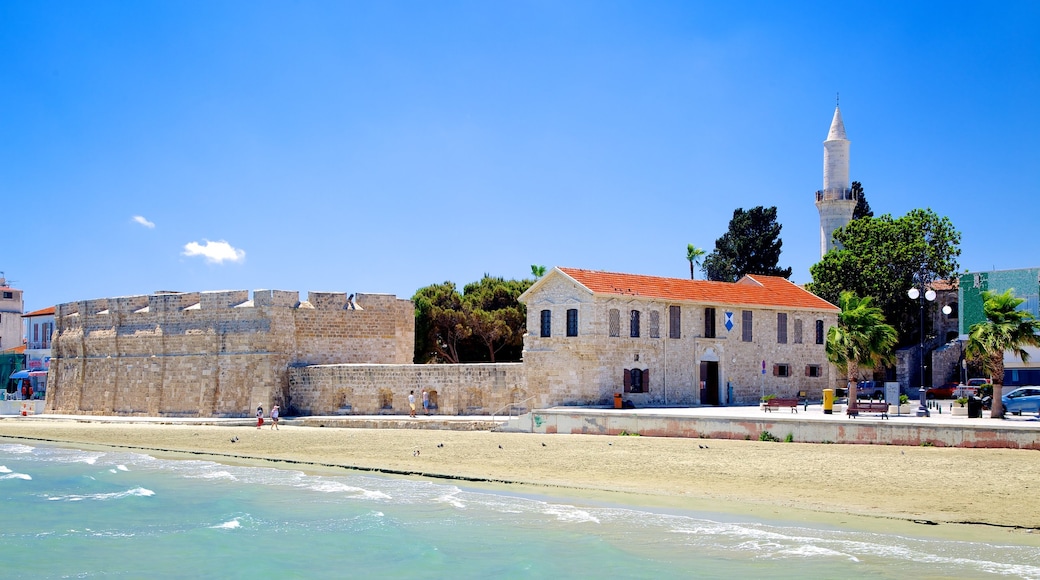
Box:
[303,479,392,501]
[0,465,10,473]
[47,487,156,502]
[0,444,34,454]
[211,519,241,530]
[0,472,31,480]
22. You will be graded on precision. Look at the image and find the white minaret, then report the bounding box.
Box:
[815,105,856,256]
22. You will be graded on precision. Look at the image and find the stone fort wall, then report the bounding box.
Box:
[46,289,414,417]
[288,363,530,416]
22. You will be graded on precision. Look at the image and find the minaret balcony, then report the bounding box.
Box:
[815,188,856,202]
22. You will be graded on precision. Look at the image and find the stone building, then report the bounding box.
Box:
[518,267,840,406]
[47,289,414,416]
[815,105,858,257]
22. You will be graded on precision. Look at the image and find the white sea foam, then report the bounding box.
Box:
[0,465,11,473]
[191,470,237,481]
[436,489,467,509]
[304,479,392,500]
[47,487,155,502]
[0,444,33,454]
[212,519,241,530]
[116,465,128,471]
[543,504,600,524]
[0,472,31,480]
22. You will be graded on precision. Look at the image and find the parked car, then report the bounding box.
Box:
[955,378,992,399]
[926,383,958,399]
[1001,387,1040,415]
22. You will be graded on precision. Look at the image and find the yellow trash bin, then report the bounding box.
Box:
[822,389,834,415]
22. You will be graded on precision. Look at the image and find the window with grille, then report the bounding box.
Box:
[566,309,578,337]
[741,311,753,342]
[815,320,824,344]
[540,310,551,337]
[777,313,788,344]
[630,310,641,338]
[669,305,681,339]
[806,364,822,377]
[704,307,716,338]
[609,309,621,337]
[793,319,803,344]
[649,310,660,338]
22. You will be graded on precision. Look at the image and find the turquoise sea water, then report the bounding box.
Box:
[1,442,1039,579]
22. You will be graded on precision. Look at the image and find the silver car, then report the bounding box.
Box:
[1002,387,1040,415]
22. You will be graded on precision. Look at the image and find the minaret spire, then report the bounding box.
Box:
[815,102,855,257]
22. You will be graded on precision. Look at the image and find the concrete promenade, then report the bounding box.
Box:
[2,401,1039,449]
[513,403,1040,449]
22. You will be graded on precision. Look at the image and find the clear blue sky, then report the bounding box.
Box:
[3,1,1037,313]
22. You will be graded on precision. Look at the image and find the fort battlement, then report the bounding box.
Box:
[47,289,415,417]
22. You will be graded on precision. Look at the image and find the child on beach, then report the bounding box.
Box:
[256,404,264,429]
[422,389,430,416]
[270,405,279,430]
[408,390,416,418]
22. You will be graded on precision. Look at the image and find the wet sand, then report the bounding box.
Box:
[1,418,1038,534]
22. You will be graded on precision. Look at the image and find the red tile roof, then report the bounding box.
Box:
[2,345,26,354]
[24,306,55,317]
[557,268,838,311]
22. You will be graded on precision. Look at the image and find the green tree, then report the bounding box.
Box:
[808,208,961,348]
[702,206,792,282]
[413,276,532,364]
[826,291,899,402]
[851,181,873,220]
[530,265,547,278]
[685,244,705,280]
[461,276,529,362]
[965,289,1040,418]
[413,282,471,364]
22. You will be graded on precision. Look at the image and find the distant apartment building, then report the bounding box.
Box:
[959,268,1040,386]
[0,276,23,352]
[23,306,55,395]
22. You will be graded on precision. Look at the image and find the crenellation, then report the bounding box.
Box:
[254,289,300,308]
[201,290,250,310]
[307,292,349,310]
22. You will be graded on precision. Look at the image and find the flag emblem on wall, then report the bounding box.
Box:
[724,311,734,332]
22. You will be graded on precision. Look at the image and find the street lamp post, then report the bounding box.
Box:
[908,286,936,417]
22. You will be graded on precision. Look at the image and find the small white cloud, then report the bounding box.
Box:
[182,240,246,264]
[132,215,155,228]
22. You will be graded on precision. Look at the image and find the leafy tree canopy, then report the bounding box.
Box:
[826,291,899,400]
[851,181,873,219]
[808,208,961,348]
[413,275,532,364]
[703,206,792,282]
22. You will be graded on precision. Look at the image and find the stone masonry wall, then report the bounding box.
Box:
[47,289,414,417]
[288,363,528,416]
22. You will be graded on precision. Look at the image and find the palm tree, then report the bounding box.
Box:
[686,245,705,280]
[530,265,547,278]
[965,289,1040,418]
[826,291,898,403]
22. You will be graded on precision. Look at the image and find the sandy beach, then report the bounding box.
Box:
[1,418,1038,534]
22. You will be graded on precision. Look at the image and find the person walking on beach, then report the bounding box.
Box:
[256,404,264,429]
[408,390,416,418]
[270,405,280,430]
[422,389,430,416]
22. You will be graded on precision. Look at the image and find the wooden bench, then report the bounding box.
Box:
[763,397,799,413]
[847,401,889,419]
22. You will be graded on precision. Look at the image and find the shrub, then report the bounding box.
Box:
[761,394,777,403]
[784,433,794,443]
[759,430,780,442]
